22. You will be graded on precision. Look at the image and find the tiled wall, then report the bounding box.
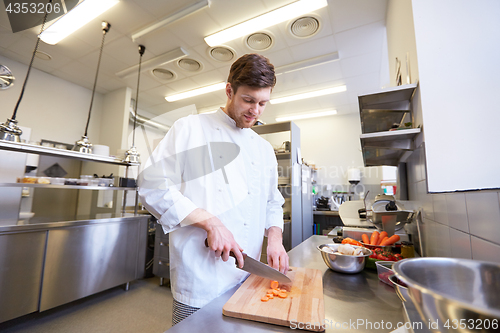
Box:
[406,144,500,264]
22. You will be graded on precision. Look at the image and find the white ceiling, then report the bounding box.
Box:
[0,0,389,124]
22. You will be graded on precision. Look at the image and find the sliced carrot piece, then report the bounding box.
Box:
[266,289,274,294]
[270,280,279,289]
[272,289,279,296]
[261,296,269,302]
[267,294,274,299]
[278,292,288,298]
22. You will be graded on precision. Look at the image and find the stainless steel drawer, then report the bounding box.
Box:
[154,237,169,259]
[153,259,170,278]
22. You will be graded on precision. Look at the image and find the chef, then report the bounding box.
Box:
[138,53,289,325]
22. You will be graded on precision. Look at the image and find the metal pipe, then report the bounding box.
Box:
[129,109,170,133]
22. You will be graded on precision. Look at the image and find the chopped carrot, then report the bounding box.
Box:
[266,289,274,294]
[272,289,279,296]
[261,296,269,302]
[270,280,279,289]
[267,294,274,299]
[278,292,288,298]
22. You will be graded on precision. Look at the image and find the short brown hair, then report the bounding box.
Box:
[227,54,276,93]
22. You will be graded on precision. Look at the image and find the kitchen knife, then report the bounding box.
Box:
[205,239,291,284]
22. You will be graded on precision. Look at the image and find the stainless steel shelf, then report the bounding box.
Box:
[275,152,291,159]
[0,183,136,190]
[358,83,419,167]
[0,140,139,166]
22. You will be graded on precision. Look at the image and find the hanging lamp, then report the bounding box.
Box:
[123,45,146,164]
[73,21,111,153]
[0,0,52,142]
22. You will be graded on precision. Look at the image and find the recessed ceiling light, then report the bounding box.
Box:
[165,82,226,102]
[246,32,273,51]
[115,47,188,78]
[204,0,328,46]
[270,85,347,104]
[276,109,337,122]
[39,0,119,45]
[152,68,176,81]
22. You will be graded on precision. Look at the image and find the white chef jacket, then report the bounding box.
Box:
[138,108,284,308]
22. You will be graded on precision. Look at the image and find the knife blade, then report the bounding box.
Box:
[205,239,291,284]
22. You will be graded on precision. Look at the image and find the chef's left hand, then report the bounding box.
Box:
[266,226,289,275]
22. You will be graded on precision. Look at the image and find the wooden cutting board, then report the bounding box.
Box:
[223,267,325,332]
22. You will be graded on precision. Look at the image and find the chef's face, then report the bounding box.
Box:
[224,83,271,129]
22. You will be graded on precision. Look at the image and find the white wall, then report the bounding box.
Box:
[411,0,500,192]
[0,55,103,144]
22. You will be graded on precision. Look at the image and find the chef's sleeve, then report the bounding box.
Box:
[264,146,285,236]
[138,117,198,233]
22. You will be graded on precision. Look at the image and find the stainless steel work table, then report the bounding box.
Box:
[166,235,407,333]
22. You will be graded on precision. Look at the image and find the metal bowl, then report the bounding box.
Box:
[317,244,372,274]
[388,274,409,303]
[394,258,500,333]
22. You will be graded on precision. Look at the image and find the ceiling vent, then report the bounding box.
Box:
[177,58,203,72]
[209,46,235,62]
[35,50,52,61]
[152,68,176,81]
[290,16,320,38]
[246,32,273,51]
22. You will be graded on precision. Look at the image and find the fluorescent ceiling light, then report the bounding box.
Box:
[270,85,347,104]
[40,0,119,45]
[116,47,188,78]
[165,82,226,102]
[132,0,209,41]
[275,52,339,76]
[204,0,328,47]
[200,109,218,114]
[276,109,337,122]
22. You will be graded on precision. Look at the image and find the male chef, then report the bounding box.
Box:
[138,53,288,325]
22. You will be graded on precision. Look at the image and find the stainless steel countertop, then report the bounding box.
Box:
[0,214,150,233]
[166,235,406,333]
[313,210,340,216]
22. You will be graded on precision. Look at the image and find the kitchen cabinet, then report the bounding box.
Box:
[358,83,421,166]
[253,121,312,251]
[154,222,170,286]
[0,140,147,323]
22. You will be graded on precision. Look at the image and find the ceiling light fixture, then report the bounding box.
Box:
[115,47,188,78]
[276,109,337,122]
[165,82,226,102]
[270,85,346,104]
[132,0,209,41]
[39,0,119,45]
[275,52,339,76]
[204,0,328,47]
[199,109,218,114]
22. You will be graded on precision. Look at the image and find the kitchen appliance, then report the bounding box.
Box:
[315,196,330,211]
[330,192,350,211]
[205,239,290,283]
[394,258,500,333]
[317,243,372,274]
[369,194,414,235]
[223,267,324,332]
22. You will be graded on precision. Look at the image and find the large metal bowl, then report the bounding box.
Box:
[317,244,372,274]
[389,274,409,303]
[393,258,500,333]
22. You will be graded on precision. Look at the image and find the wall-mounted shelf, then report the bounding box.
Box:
[358,83,419,166]
[0,140,138,166]
[0,183,135,190]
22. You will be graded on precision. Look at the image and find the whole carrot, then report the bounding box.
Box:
[378,231,388,244]
[370,231,379,245]
[378,236,388,246]
[380,235,400,246]
[362,234,370,244]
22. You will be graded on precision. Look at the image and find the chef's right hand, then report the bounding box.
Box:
[187,209,245,268]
